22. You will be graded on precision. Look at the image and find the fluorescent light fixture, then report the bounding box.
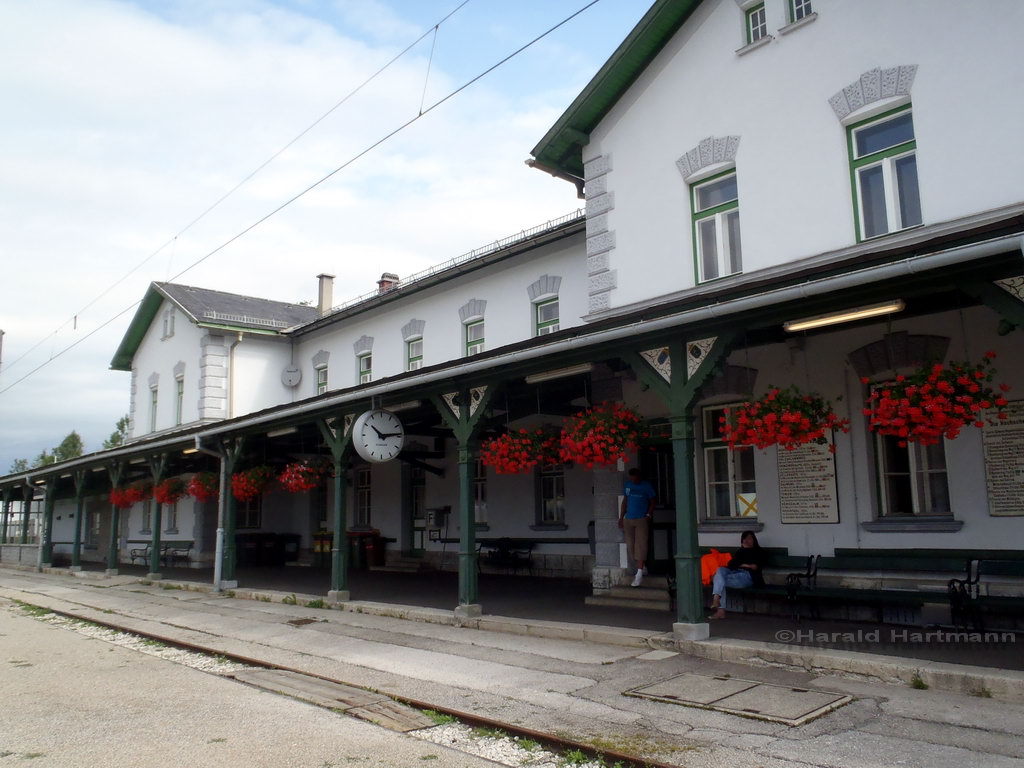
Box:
[783,300,905,333]
[267,426,298,438]
[182,448,199,455]
[525,363,593,384]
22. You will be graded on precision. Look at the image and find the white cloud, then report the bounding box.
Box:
[0,0,615,472]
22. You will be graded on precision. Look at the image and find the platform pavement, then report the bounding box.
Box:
[1,566,1023,768]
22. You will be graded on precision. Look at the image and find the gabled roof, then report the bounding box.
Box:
[530,0,703,180]
[110,282,318,371]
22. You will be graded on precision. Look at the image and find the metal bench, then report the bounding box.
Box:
[478,538,534,575]
[949,559,1024,631]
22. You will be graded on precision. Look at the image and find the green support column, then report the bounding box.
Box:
[217,437,246,588]
[40,481,56,567]
[626,333,739,641]
[318,415,353,602]
[670,414,704,626]
[456,441,477,609]
[20,484,34,545]
[70,470,87,570]
[1,490,11,545]
[148,454,168,580]
[106,463,124,574]
[431,386,494,619]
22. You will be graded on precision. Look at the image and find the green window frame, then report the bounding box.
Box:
[534,298,559,336]
[789,0,812,22]
[746,3,767,44]
[702,405,757,519]
[315,366,328,395]
[355,467,372,528]
[465,319,485,357]
[691,169,742,284]
[174,378,184,426]
[149,388,158,433]
[847,104,921,242]
[406,338,423,371]
[357,353,372,384]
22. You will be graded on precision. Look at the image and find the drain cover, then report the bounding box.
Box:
[626,673,851,726]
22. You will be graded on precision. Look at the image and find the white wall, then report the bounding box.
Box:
[129,300,205,437]
[586,0,1024,310]
[232,336,293,417]
[295,236,586,398]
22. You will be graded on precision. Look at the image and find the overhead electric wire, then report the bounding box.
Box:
[0,0,603,397]
[0,0,472,378]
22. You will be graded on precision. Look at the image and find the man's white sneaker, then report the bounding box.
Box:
[631,570,643,587]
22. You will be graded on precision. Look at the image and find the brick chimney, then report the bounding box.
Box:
[377,272,400,295]
[317,273,335,316]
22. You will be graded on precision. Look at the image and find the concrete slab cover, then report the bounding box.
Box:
[635,650,678,661]
[627,673,852,726]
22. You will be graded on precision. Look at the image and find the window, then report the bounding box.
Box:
[316,366,328,395]
[789,0,812,22]
[357,353,372,384]
[465,320,485,356]
[164,500,178,533]
[174,378,184,426]
[691,171,742,283]
[538,464,565,525]
[703,405,757,518]
[876,436,950,516]
[473,458,488,525]
[161,309,175,339]
[848,106,921,241]
[534,298,559,336]
[406,338,423,371]
[237,497,261,529]
[746,3,767,43]
[140,499,154,534]
[355,468,372,527]
[149,388,158,433]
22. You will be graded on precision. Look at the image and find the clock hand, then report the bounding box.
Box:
[370,425,385,439]
[377,432,402,439]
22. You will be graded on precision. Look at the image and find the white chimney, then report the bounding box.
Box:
[317,273,335,316]
[377,272,400,295]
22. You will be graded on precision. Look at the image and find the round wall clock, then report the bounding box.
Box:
[352,409,405,463]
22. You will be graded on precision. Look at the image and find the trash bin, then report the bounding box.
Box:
[313,532,333,568]
[347,530,373,570]
[235,533,261,567]
[364,529,386,567]
[280,533,302,564]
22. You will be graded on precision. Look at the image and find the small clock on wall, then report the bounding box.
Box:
[352,409,405,463]
[281,365,302,388]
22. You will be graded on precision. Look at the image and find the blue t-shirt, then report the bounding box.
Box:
[623,480,655,519]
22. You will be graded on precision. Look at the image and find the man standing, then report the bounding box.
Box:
[619,468,655,587]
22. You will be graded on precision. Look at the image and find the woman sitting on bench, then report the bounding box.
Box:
[709,531,765,620]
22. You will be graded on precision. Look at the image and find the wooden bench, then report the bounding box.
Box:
[477,538,534,575]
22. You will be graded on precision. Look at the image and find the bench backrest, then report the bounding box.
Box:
[817,555,970,573]
[978,560,1024,579]
[835,548,1024,561]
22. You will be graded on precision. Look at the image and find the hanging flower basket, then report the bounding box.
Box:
[187,472,219,504]
[720,386,850,453]
[154,477,186,505]
[231,466,275,502]
[559,402,645,468]
[480,428,561,475]
[279,458,332,494]
[863,351,1010,447]
[110,483,152,509]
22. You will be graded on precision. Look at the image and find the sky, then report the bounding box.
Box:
[0,0,650,473]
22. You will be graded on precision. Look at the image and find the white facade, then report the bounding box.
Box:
[582,0,1024,313]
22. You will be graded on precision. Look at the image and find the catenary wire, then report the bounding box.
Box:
[0,0,603,397]
[0,0,472,377]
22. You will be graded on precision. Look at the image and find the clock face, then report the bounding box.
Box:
[352,410,405,463]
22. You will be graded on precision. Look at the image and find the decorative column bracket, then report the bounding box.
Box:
[317,414,355,602]
[964,278,1024,334]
